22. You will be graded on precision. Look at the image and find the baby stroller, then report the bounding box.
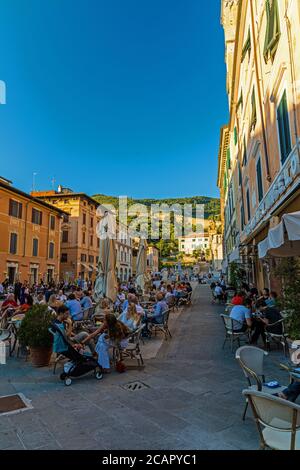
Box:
[49,323,103,386]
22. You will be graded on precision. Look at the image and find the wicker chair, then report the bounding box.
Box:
[243,389,300,450]
[149,309,172,341]
[220,314,250,352]
[236,346,287,420]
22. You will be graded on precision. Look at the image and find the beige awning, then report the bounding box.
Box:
[258,211,300,258]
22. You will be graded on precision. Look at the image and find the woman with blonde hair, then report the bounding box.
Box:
[81,313,131,372]
[48,294,62,313]
[118,302,141,331]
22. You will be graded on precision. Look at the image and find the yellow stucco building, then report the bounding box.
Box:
[218,0,300,289]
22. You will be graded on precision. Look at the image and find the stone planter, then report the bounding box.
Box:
[30,347,52,367]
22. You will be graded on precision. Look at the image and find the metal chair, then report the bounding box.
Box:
[243,389,300,450]
[117,324,145,368]
[236,346,288,420]
[220,314,250,352]
[149,309,172,341]
[166,295,178,312]
[265,318,289,356]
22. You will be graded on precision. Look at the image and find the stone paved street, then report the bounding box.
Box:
[0,285,289,450]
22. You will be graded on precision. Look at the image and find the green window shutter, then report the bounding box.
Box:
[234,127,238,145]
[241,29,251,62]
[250,88,257,130]
[277,91,292,164]
[256,158,264,203]
[238,162,242,186]
[224,173,228,193]
[246,189,251,222]
[242,136,247,167]
[264,0,281,62]
[226,148,231,170]
[237,92,243,111]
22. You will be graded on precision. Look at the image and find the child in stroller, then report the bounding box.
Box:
[50,319,103,386]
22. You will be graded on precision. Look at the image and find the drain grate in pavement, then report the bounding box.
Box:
[0,393,32,416]
[121,381,149,391]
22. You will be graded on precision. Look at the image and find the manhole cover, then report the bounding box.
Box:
[121,381,149,391]
[0,393,32,416]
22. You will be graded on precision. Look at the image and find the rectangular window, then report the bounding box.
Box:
[96,256,99,264]
[9,199,22,219]
[32,208,43,225]
[238,162,243,186]
[237,92,243,111]
[89,255,94,263]
[82,232,86,244]
[50,215,55,230]
[97,238,100,248]
[256,158,264,203]
[264,0,281,63]
[250,88,257,130]
[241,205,245,232]
[81,253,87,262]
[277,90,292,164]
[226,148,231,170]
[61,253,68,263]
[32,238,39,257]
[234,127,238,146]
[90,235,93,246]
[83,212,86,225]
[241,28,251,62]
[246,189,251,222]
[242,137,247,166]
[90,217,93,228]
[9,233,17,254]
[49,242,54,259]
[62,231,69,243]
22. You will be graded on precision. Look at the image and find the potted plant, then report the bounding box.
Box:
[274,258,300,353]
[18,304,54,367]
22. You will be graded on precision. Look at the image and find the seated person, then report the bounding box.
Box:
[82,313,131,372]
[35,293,46,305]
[115,289,126,310]
[1,293,18,311]
[14,295,34,314]
[147,292,168,324]
[57,289,67,303]
[165,285,176,306]
[251,299,283,346]
[118,303,141,331]
[186,282,193,294]
[229,298,252,332]
[231,292,245,306]
[80,291,93,310]
[52,305,95,354]
[214,284,224,301]
[277,382,300,402]
[121,293,136,312]
[48,294,62,314]
[266,291,278,307]
[65,293,83,321]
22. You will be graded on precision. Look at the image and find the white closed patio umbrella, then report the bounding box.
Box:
[135,238,148,293]
[94,211,118,303]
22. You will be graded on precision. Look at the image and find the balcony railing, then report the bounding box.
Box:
[242,141,300,239]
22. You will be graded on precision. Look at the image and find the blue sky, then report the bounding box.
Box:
[0,0,228,199]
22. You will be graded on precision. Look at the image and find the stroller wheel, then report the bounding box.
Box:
[60,372,67,381]
[95,369,103,380]
[65,377,72,386]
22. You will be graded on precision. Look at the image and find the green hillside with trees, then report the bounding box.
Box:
[92,194,220,260]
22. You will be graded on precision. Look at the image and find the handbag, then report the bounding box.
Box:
[115,361,126,373]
